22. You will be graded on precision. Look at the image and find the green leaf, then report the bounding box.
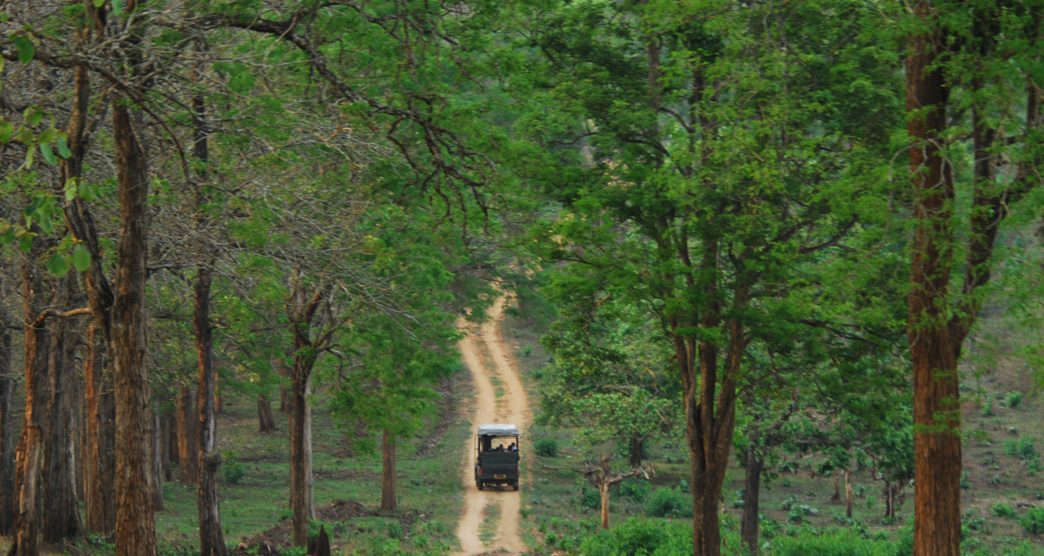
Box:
[64,177,80,201]
[46,253,71,277]
[39,143,56,165]
[13,35,34,64]
[73,244,92,271]
[18,233,33,252]
[23,145,34,169]
[57,135,72,158]
[111,0,124,17]
[92,0,105,7]
[0,120,14,143]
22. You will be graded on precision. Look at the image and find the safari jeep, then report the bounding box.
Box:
[474,424,520,491]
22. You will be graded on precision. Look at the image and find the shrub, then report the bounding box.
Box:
[645,487,692,518]
[578,518,671,556]
[222,452,246,485]
[786,504,818,524]
[579,487,601,511]
[619,478,651,502]
[535,438,559,457]
[770,528,899,556]
[1021,506,1044,535]
[1005,391,1024,408]
[992,502,1017,519]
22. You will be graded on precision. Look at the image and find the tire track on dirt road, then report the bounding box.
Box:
[455,296,530,555]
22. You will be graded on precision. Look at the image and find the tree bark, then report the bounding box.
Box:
[289,370,314,546]
[906,3,960,554]
[41,275,82,542]
[10,247,50,556]
[845,469,853,519]
[152,403,164,512]
[83,321,116,534]
[258,395,277,433]
[599,481,610,530]
[741,445,763,555]
[628,436,643,468]
[111,100,157,556]
[0,294,15,534]
[381,429,397,512]
[176,385,199,483]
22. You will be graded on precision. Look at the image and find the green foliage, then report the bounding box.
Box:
[619,478,651,502]
[534,438,559,458]
[645,487,691,518]
[222,452,246,485]
[1004,437,1041,473]
[768,528,900,556]
[578,488,601,511]
[991,502,1017,519]
[1020,507,1044,535]
[1003,391,1024,409]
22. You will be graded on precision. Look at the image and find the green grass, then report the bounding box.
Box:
[148,379,471,555]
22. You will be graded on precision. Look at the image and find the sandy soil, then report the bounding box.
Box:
[454,296,531,555]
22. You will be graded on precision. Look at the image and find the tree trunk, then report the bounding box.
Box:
[195,257,227,555]
[845,469,853,519]
[176,385,198,483]
[599,481,610,530]
[628,435,643,468]
[83,322,115,534]
[41,276,82,542]
[831,473,841,503]
[280,384,289,413]
[0,298,15,534]
[906,3,960,554]
[111,101,157,556]
[10,249,50,556]
[152,403,164,512]
[381,430,397,512]
[741,445,763,555]
[289,370,314,546]
[258,395,277,433]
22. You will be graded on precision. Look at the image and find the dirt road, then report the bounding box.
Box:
[455,297,530,555]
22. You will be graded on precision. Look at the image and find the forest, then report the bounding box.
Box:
[0,0,1041,555]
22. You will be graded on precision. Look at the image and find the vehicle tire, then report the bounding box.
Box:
[477,482,484,491]
[512,481,519,491]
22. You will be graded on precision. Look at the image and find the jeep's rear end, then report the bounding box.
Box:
[474,424,520,491]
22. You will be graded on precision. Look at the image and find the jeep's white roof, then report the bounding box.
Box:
[478,424,519,437]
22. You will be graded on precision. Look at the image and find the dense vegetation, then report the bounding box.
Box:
[0,1,1040,555]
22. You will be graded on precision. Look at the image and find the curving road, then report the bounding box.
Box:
[455,297,530,555]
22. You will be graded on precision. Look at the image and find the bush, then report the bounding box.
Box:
[222,452,246,485]
[1005,391,1024,408]
[579,487,601,511]
[1021,506,1044,535]
[578,518,672,556]
[992,502,1017,519]
[645,487,692,518]
[770,528,899,556]
[619,478,651,502]
[535,438,559,457]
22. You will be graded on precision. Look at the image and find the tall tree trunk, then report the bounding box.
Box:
[381,430,397,512]
[0,296,15,534]
[257,395,277,433]
[41,276,82,542]
[83,322,115,534]
[111,101,157,556]
[906,3,960,554]
[176,385,198,483]
[289,370,314,546]
[741,445,763,555]
[10,249,50,556]
[152,403,164,512]
[62,34,118,542]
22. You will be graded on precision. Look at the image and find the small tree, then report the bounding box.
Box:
[571,391,668,529]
